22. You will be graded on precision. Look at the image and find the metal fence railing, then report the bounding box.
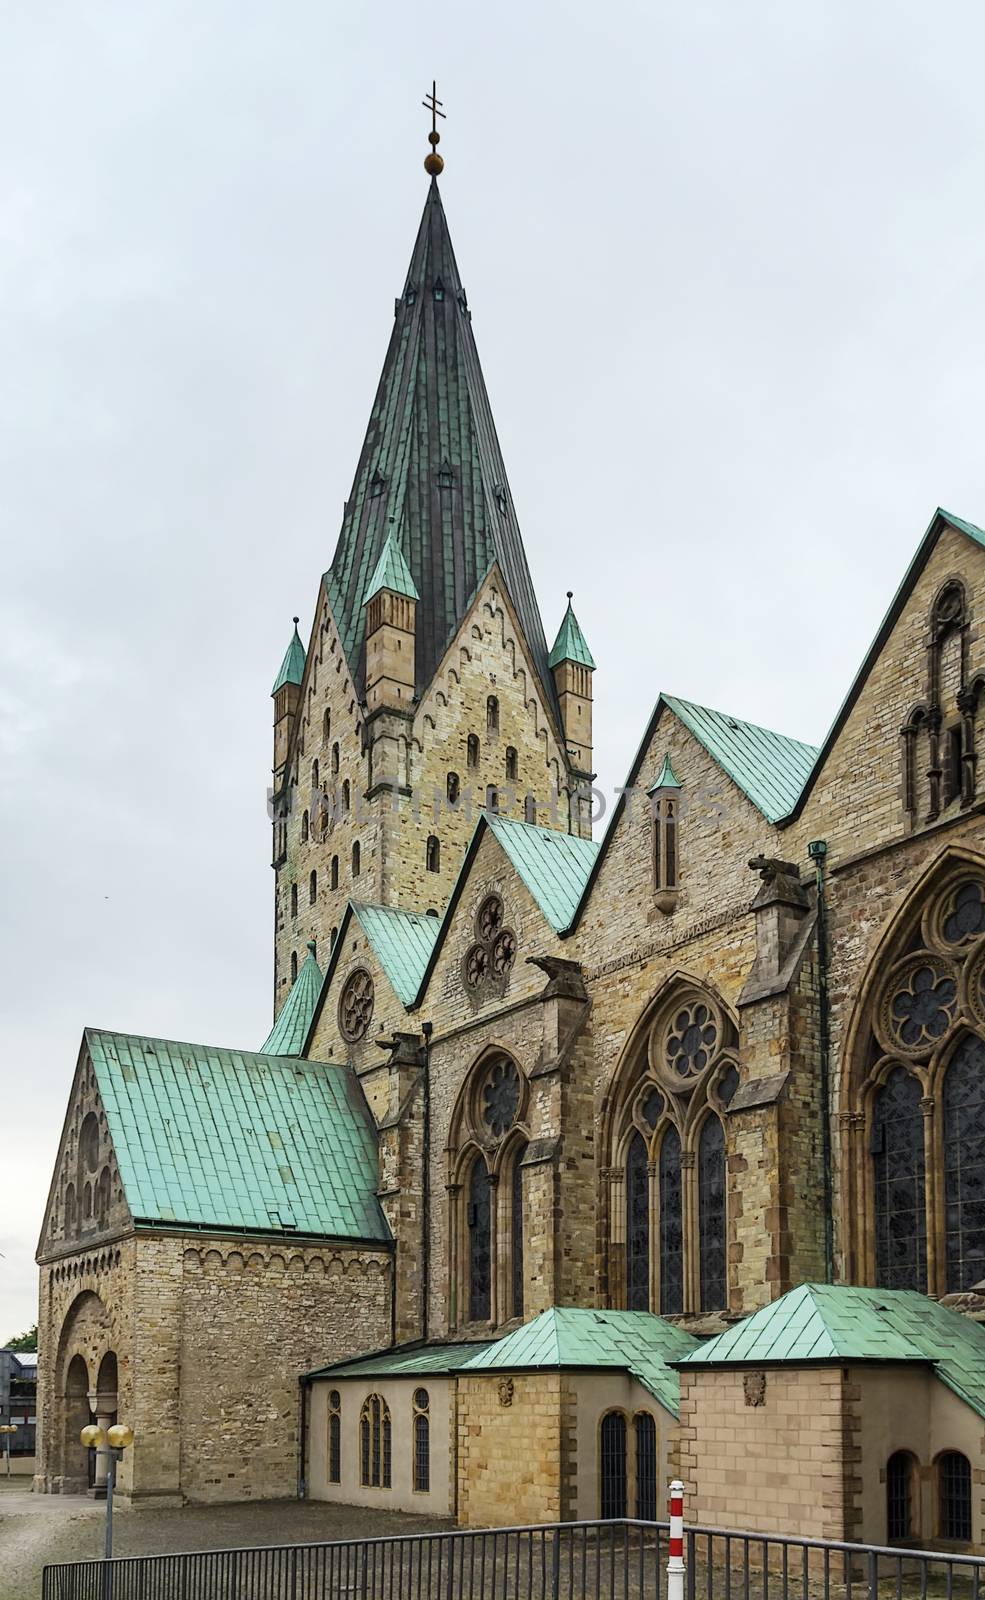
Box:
[41,1517,985,1600]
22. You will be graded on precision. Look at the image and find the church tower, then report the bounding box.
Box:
[269,159,594,1010]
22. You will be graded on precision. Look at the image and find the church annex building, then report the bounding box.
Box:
[34,165,985,1549]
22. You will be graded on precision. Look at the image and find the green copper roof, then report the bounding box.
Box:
[307,1340,493,1381]
[680,1283,985,1421]
[548,598,596,670]
[664,696,818,824]
[352,903,442,1007]
[271,620,306,695]
[324,180,559,722]
[363,533,420,605]
[259,942,322,1056]
[938,508,985,549]
[463,1306,698,1417]
[85,1027,389,1242]
[487,816,600,932]
[648,754,681,793]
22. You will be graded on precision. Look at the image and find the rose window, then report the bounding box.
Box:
[886,960,958,1052]
[666,1004,718,1078]
[465,944,489,989]
[477,895,504,943]
[481,1057,520,1137]
[942,882,985,946]
[491,929,517,977]
[339,968,375,1042]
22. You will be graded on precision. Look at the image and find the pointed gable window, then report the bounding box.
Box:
[370,469,386,499]
[405,283,417,307]
[494,484,508,515]
[433,276,445,302]
[437,458,454,490]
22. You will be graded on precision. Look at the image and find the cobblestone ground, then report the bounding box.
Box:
[0,1479,452,1600]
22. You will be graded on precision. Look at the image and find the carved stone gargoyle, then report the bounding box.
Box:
[525,954,588,1001]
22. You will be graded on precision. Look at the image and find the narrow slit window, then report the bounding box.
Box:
[309,870,317,906]
[487,696,499,734]
[427,835,440,873]
[352,841,361,877]
[467,734,480,769]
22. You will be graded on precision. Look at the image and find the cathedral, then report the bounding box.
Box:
[34,148,985,1551]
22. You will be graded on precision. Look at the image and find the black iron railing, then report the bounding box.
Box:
[41,1517,985,1600]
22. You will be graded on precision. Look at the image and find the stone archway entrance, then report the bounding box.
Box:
[61,1354,91,1494]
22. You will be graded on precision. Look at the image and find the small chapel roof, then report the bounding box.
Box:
[306,1339,493,1381]
[486,816,600,932]
[680,1282,985,1421]
[271,618,306,696]
[259,942,322,1056]
[352,902,442,1006]
[464,1306,698,1417]
[83,1027,388,1244]
[663,696,818,824]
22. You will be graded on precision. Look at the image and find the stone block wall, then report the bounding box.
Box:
[456,1372,565,1527]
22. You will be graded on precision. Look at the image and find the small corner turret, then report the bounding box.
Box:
[363,533,419,716]
[549,592,595,776]
[271,617,306,785]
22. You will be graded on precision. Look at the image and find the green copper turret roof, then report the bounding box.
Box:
[271,619,306,695]
[324,180,559,721]
[260,942,322,1056]
[648,754,681,793]
[362,532,420,605]
[548,596,596,670]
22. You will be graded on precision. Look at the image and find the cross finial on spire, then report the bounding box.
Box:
[422,80,446,177]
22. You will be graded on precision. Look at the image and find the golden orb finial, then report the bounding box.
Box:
[422,80,446,176]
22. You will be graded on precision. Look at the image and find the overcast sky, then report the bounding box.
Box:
[3,0,985,1339]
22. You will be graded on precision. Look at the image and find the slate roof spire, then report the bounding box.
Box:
[325,180,558,719]
[548,592,596,670]
[363,532,420,605]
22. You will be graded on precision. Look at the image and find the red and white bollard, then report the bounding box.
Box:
[667,1479,686,1600]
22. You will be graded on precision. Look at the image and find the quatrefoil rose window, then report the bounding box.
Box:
[666,1003,719,1078]
[942,881,985,946]
[480,1056,520,1137]
[339,968,375,1042]
[464,894,517,994]
[878,954,958,1056]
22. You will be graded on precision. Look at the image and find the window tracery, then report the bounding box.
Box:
[463,894,517,996]
[848,859,985,1295]
[607,984,737,1316]
[339,969,374,1043]
[447,1049,529,1329]
[901,581,982,824]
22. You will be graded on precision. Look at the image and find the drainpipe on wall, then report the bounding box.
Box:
[421,1021,433,1344]
[808,838,834,1283]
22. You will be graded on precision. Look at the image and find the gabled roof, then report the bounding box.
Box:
[664,696,818,825]
[324,179,558,722]
[84,1027,389,1243]
[463,1306,698,1417]
[782,508,985,823]
[352,903,442,1006]
[271,619,306,695]
[680,1282,985,1421]
[260,941,322,1056]
[306,1339,493,1381]
[363,532,419,605]
[487,815,599,932]
[548,597,596,670]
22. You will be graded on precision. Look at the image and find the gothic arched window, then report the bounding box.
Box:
[698,1115,727,1313]
[943,1034,985,1291]
[468,1156,492,1322]
[606,986,736,1315]
[847,858,985,1295]
[448,1050,528,1330]
[359,1394,391,1489]
[626,1131,649,1312]
[634,1412,657,1520]
[871,1067,926,1291]
[328,1390,341,1485]
[413,1389,430,1493]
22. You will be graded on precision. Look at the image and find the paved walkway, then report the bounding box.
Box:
[0,1479,451,1600]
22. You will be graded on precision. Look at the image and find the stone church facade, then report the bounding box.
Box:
[34,170,985,1544]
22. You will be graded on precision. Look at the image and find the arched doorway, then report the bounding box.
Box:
[90,1351,119,1498]
[62,1355,91,1493]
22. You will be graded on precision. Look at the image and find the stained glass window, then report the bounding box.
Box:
[468,1157,492,1321]
[943,1034,985,1292]
[943,882,985,945]
[359,1394,391,1489]
[482,1058,519,1136]
[328,1390,341,1484]
[659,1127,684,1315]
[666,1005,718,1078]
[939,1452,972,1541]
[600,1412,627,1519]
[512,1146,526,1318]
[872,1067,926,1291]
[698,1116,727,1312]
[634,1413,657,1520]
[626,1131,650,1312]
[413,1412,430,1493]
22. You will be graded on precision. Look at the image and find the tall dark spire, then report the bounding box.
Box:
[325,181,557,718]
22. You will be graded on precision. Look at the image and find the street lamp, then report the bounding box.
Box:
[0,1423,16,1478]
[80,1422,134,1561]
